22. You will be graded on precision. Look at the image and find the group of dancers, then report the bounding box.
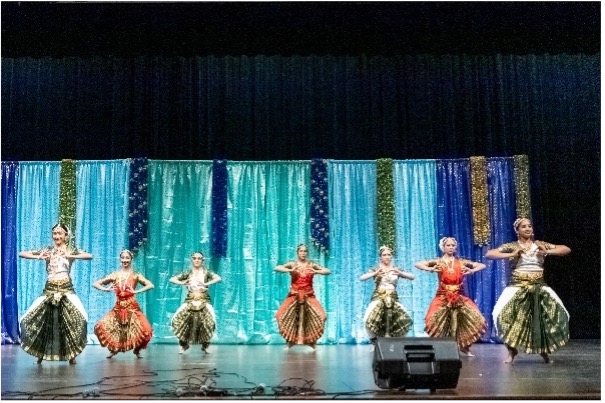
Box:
[17,217,570,365]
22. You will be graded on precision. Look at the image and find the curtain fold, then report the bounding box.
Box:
[480,157,517,342]
[435,158,517,343]
[392,160,439,336]
[2,55,598,163]
[327,161,377,343]
[141,161,213,340]
[1,162,20,344]
[16,162,61,319]
[216,161,312,344]
[435,159,488,330]
[75,160,130,336]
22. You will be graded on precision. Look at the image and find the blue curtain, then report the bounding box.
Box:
[393,160,440,336]
[436,158,516,343]
[480,157,516,342]
[75,160,130,336]
[1,162,20,344]
[16,162,61,319]
[327,161,377,343]
[435,158,487,328]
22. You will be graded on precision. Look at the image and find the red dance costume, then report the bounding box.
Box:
[425,258,487,349]
[275,262,327,346]
[94,271,153,353]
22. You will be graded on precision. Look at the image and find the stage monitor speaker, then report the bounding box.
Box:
[372,337,461,391]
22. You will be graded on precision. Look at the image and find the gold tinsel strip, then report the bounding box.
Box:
[59,159,77,245]
[469,156,491,245]
[376,158,396,252]
[513,154,532,220]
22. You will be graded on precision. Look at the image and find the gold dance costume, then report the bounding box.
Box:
[492,241,570,353]
[94,271,153,353]
[19,246,88,361]
[363,267,413,338]
[275,261,327,345]
[171,269,218,349]
[424,258,487,348]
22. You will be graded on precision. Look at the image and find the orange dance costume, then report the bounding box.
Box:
[275,261,327,346]
[94,271,153,354]
[425,258,487,349]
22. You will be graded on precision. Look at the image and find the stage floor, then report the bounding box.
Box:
[1,340,600,400]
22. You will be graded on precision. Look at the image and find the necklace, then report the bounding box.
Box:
[116,270,132,290]
[518,239,533,253]
[442,256,454,272]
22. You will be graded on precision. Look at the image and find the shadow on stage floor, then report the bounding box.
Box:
[1,339,600,400]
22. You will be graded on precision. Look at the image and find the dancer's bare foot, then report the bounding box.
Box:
[36,357,43,364]
[106,351,117,359]
[504,345,518,363]
[460,347,475,357]
[69,358,77,364]
[540,353,552,363]
[133,348,142,358]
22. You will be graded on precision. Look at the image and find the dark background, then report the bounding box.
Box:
[1,1,601,338]
[1,2,600,57]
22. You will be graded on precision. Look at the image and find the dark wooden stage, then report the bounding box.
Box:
[1,340,600,400]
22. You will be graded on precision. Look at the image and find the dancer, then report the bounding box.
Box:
[360,245,414,342]
[486,217,570,363]
[18,223,93,364]
[169,252,222,354]
[93,249,154,358]
[415,237,487,356]
[275,244,331,349]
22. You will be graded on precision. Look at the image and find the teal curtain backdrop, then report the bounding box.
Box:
[392,160,439,336]
[75,160,130,336]
[140,161,214,340]
[5,157,557,344]
[327,161,378,343]
[215,161,315,344]
[16,161,130,336]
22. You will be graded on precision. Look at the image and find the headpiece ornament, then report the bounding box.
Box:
[438,237,457,252]
[120,249,134,259]
[378,245,393,255]
[513,217,531,233]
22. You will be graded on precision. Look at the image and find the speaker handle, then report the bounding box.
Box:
[403,344,435,362]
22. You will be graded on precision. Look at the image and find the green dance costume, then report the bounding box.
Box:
[363,267,413,339]
[171,269,218,350]
[19,246,88,361]
[492,241,569,354]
